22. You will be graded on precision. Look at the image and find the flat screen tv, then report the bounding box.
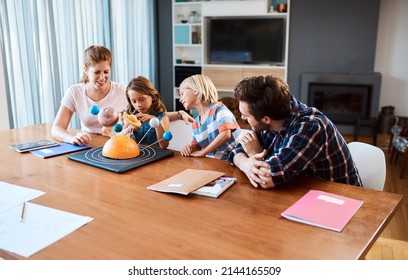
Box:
[208,17,285,65]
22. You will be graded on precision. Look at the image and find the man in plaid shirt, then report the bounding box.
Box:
[228,75,362,189]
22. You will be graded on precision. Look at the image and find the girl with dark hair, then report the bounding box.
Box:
[120,76,170,149]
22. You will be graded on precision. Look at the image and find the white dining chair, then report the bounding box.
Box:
[347,141,386,191]
[168,120,193,151]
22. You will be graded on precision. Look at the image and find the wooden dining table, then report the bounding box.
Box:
[0,124,403,260]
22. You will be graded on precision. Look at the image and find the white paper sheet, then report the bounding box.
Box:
[0,181,45,212]
[0,202,93,257]
[0,181,93,258]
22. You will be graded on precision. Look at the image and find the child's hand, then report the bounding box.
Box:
[180,145,205,157]
[119,125,135,136]
[178,110,194,123]
[135,113,154,123]
[190,150,206,158]
[180,145,193,157]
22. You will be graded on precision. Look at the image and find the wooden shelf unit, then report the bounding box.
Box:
[172,0,290,109]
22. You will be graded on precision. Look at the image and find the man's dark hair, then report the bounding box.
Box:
[233,75,292,121]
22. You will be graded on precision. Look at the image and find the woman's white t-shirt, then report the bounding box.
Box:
[61,82,128,134]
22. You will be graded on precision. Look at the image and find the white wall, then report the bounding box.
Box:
[0,48,10,130]
[375,0,408,117]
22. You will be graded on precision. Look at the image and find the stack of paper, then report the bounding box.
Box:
[0,181,93,257]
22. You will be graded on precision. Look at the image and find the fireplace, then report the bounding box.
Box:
[300,73,382,133]
[308,83,370,124]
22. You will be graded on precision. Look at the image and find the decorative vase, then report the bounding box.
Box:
[378,106,396,134]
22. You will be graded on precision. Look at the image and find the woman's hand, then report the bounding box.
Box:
[72,132,91,146]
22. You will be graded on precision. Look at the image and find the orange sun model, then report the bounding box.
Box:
[102,135,140,159]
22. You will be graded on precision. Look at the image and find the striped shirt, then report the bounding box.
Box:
[192,102,241,160]
[228,96,362,187]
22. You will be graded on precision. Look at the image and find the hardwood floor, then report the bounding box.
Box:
[347,133,408,259]
[365,237,408,260]
[381,153,408,242]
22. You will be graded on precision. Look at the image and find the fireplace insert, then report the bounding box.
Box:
[300,73,382,133]
[308,83,371,124]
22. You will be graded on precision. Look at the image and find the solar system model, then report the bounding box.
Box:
[89,104,172,160]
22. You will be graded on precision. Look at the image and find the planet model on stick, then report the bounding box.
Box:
[90,105,171,159]
[89,104,140,159]
[113,123,123,133]
[90,104,100,115]
[91,104,121,136]
[163,131,173,142]
[149,118,160,128]
[98,107,119,127]
[123,112,141,130]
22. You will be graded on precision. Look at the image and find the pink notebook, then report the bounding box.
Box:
[281,190,363,232]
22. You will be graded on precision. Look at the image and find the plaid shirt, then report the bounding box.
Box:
[228,96,362,187]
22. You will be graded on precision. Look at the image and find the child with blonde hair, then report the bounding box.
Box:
[178,74,241,159]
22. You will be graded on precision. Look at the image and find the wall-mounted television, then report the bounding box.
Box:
[207,17,285,65]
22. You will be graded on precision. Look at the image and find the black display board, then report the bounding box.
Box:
[67,146,174,174]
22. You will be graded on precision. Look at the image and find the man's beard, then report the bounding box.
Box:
[250,119,270,132]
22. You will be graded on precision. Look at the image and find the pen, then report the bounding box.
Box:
[20,202,26,222]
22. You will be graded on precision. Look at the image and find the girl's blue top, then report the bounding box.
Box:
[132,111,165,146]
